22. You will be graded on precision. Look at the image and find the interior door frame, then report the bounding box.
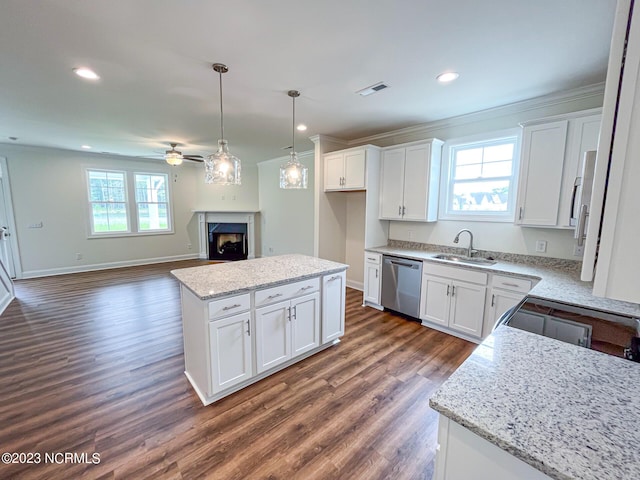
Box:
[0,156,22,278]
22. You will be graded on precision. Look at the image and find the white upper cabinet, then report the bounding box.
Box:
[323,146,369,191]
[516,110,601,228]
[379,139,443,221]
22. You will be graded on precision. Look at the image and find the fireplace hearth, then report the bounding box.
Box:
[208,223,248,261]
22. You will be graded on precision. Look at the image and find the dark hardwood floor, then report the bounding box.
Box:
[0,261,476,480]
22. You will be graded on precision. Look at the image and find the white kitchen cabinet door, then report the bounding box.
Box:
[420,274,450,327]
[255,300,291,374]
[322,271,346,343]
[487,289,525,330]
[363,259,381,305]
[402,143,433,221]
[516,120,568,226]
[448,281,486,338]
[324,153,345,191]
[208,312,253,395]
[343,149,366,189]
[291,292,320,357]
[379,147,405,219]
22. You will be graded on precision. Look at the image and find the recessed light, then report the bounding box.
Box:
[436,72,459,83]
[296,124,307,131]
[73,67,100,80]
[81,145,92,149]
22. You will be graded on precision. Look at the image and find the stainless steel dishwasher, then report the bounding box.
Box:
[381,255,422,318]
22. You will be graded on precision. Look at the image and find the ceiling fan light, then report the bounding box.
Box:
[165,151,183,166]
[205,139,241,185]
[280,152,308,189]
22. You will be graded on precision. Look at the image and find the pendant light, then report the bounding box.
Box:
[279,90,308,189]
[205,63,241,185]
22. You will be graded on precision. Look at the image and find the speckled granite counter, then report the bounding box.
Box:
[430,326,640,480]
[367,245,640,318]
[171,254,348,300]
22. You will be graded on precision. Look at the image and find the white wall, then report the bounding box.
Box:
[193,163,260,212]
[0,144,259,277]
[257,152,314,256]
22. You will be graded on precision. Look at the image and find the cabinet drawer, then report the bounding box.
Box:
[208,293,251,320]
[492,274,532,293]
[423,262,488,285]
[255,277,320,307]
[365,252,382,265]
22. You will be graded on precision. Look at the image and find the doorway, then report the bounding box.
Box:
[0,157,20,278]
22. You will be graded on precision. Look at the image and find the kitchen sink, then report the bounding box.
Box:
[432,254,497,266]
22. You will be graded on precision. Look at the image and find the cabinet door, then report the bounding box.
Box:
[255,300,291,374]
[379,148,405,219]
[402,143,431,221]
[322,271,346,343]
[291,292,320,357]
[208,312,253,395]
[487,289,525,335]
[364,262,381,305]
[449,281,486,338]
[420,274,450,327]
[517,120,568,226]
[324,153,344,191]
[343,149,366,189]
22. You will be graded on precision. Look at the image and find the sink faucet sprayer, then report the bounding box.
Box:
[453,229,477,258]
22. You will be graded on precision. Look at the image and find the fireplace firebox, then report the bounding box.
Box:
[208,223,248,261]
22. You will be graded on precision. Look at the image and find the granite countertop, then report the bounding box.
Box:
[429,326,640,480]
[171,254,348,300]
[367,245,640,318]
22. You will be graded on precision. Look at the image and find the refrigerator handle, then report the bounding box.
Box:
[570,177,580,223]
[576,204,589,246]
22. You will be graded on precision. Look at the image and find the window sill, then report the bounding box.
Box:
[87,230,175,239]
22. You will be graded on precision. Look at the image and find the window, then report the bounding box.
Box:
[440,130,520,221]
[86,169,172,236]
[135,173,169,231]
[87,170,129,233]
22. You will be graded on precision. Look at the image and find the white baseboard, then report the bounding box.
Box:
[346,279,364,291]
[20,254,201,279]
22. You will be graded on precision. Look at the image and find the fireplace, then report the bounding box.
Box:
[208,223,248,261]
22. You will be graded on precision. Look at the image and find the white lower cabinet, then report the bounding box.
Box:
[322,271,346,343]
[363,252,382,307]
[435,415,552,480]
[420,263,487,340]
[255,292,320,374]
[209,312,253,394]
[484,274,534,337]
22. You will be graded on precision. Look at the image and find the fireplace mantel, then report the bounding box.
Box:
[194,211,258,260]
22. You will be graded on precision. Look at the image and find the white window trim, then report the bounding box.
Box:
[85,167,174,238]
[438,128,521,223]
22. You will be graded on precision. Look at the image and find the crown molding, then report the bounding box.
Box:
[347,82,606,146]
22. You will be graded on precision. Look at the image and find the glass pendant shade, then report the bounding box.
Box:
[280,151,308,189]
[279,89,308,189]
[205,139,241,185]
[205,63,241,185]
[165,152,183,166]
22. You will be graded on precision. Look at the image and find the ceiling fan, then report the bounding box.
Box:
[163,143,204,166]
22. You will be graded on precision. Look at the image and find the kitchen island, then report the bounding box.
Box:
[171,254,348,405]
[429,326,640,480]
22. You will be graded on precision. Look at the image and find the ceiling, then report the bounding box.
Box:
[0,0,616,165]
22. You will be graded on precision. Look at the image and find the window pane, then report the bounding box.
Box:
[482,160,512,177]
[455,147,483,166]
[91,202,128,232]
[454,164,482,180]
[138,203,168,230]
[483,143,514,163]
[451,180,510,212]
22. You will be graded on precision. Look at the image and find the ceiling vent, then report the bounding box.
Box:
[356,82,389,96]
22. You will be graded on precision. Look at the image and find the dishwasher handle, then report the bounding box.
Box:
[384,258,420,269]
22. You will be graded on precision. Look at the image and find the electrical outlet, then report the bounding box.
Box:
[408,230,415,241]
[535,240,547,253]
[187,243,192,250]
[573,244,584,256]
[28,222,43,228]
[75,253,83,260]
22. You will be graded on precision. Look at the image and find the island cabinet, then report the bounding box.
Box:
[254,278,320,374]
[172,254,348,406]
[420,263,487,340]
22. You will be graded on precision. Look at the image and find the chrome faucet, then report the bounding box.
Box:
[453,229,477,258]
